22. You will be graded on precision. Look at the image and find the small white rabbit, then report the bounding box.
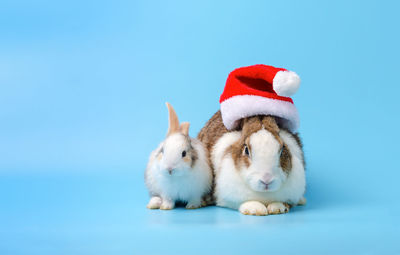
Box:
[145,103,212,210]
[199,112,306,216]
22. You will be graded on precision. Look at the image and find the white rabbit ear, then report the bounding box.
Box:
[166,102,180,136]
[179,122,190,136]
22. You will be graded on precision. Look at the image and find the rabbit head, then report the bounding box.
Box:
[228,115,292,192]
[156,103,197,176]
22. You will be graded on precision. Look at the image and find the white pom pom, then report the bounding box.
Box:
[273,71,301,97]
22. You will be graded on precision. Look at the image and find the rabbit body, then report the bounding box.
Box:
[145,135,212,209]
[145,103,212,210]
[199,111,306,216]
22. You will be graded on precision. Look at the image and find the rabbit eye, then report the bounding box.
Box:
[280,145,285,156]
[243,145,250,156]
[182,150,186,157]
[159,147,164,154]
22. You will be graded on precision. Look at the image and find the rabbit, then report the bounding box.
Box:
[198,111,306,216]
[145,103,212,210]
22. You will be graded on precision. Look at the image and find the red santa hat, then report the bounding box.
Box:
[220,64,301,131]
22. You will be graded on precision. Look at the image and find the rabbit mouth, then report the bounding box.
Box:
[259,180,272,190]
[253,179,279,192]
[166,168,185,176]
[165,166,176,175]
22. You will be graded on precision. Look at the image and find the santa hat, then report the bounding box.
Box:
[220,64,301,131]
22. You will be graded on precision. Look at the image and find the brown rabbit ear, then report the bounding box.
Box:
[179,122,190,136]
[237,117,250,130]
[242,116,262,134]
[262,116,280,134]
[166,102,180,136]
[235,118,245,130]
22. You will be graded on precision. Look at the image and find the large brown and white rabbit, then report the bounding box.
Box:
[198,111,305,216]
[145,103,212,210]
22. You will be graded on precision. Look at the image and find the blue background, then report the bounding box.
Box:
[1,0,399,254]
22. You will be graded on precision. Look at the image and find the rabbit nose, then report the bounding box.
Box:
[166,167,174,175]
[261,173,273,184]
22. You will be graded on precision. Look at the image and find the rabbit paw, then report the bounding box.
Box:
[160,199,175,210]
[186,200,202,209]
[297,197,307,206]
[239,201,268,216]
[146,197,162,209]
[267,202,289,214]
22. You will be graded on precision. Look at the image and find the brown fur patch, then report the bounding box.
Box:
[189,142,198,168]
[225,143,250,169]
[197,111,230,160]
[292,133,303,149]
[280,144,292,173]
[280,128,305,169]
[283,202,292,209]
[182,154,191,163]
[292,132,305,169]
[262,116,283,145]
[241,116,263,140]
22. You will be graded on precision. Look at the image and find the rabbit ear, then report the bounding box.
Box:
[261,116,279,134]
[166,102,180,136]
[179,122,190,136]
[242,116,262,134]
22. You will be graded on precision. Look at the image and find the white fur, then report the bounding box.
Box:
[220,95,300,132]
[273,70,301,97]
[212,129,305,212]
[145,133,212,209]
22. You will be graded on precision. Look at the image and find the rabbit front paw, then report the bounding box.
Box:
[160,199,175,210]
[146,196,162,209]
[239,201,268,216]
[186,199,202,209]
[297,197,307,206]
[267,202,289,214]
